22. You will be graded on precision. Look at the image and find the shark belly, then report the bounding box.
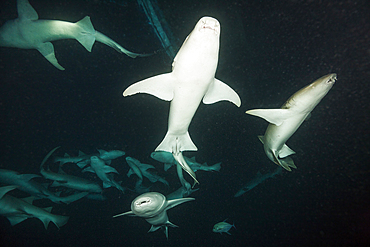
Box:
[247,73,336,171]
[124,17,240,185]
[264,112,308,153]
[166,78,212,137]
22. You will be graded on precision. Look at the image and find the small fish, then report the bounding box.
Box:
[213,220,235,235]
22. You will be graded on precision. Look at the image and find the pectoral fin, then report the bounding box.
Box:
[246,109,293,126]
[123,73,174,101]
[203,79,241,107]
[103,166,119,174]
[112,210,134,218]
[7,216,29,226]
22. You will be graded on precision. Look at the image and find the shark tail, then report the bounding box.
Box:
[75,16,96,52]
[156,132,199,186]
[156,132,197,153]
[94,31,148,58]
[210,162,222,171]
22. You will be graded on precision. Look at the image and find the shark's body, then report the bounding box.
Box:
[40,146,103,193]
[123,17,241,185]
[83,156,125,192]
[125,156,150,193]
[40,167,103,193]
[113,192,194,239]
[0,185,69,229]
[234,167,282,197]
[126,157,169,187]
[0,169,87,204]
[54,151,90,166]
[55,149,125,167]
[246,74,337,171]
[0,0,145,70]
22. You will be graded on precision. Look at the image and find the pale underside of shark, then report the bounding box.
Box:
[0,0,147,70]
[246,73,337,171]
[123,17,241,186]
[113,192,194,239]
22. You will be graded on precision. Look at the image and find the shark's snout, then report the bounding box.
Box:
[199,17,220,34]
[327,74,337,84]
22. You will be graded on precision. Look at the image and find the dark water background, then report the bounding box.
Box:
[0,0,369,246]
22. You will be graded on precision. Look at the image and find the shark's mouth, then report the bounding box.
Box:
[199,18,220,34]
[200,25,219,34]
[137,199,150,206]
[203,25,215,31]
[327,74,337,84]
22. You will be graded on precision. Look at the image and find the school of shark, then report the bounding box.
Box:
[0,0,336,240]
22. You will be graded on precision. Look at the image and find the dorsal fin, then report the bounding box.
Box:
[17,0,38,20]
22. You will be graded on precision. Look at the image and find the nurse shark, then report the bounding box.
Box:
[123,17,240,185]
[0,185,69,229]
[246,74,337,171]
[0,0,146,70]
[113,192,194,239]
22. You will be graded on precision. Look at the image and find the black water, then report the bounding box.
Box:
[0,0,369,246]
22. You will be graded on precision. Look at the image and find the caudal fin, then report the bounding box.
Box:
[95,31,149,58]
[156,132,199,185]
[210,162,222,172]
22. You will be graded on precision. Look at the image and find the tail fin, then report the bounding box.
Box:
[210,162,222,172]
[94,31,149,58]
[156,132,199,186]
[75,16,96,52]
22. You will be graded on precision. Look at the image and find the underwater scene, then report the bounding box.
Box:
[0,0,369,246]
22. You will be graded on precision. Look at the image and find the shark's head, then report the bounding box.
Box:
[196,17,220,35]
[310,73,337,94]
[131,192,166,218]
[284,73,337,111]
